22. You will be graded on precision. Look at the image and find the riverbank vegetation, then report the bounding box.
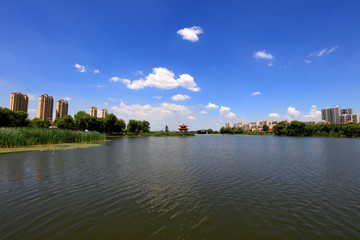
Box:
[273,121,360,137]
[0,128,107,148]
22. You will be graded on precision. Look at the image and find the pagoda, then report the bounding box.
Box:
[178,123,189,132]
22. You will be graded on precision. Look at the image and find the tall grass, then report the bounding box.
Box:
[0,128,107,148]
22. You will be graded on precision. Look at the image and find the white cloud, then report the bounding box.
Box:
[74,63,87,73]
[111,100,192,121]
[64,97,71,101]
[177,26,203,42]
[268,61,274,67]
[205,102,219,109]
[152,96,162,99]
[172,94,191,101]
[220,106,236,118]
[253,50,273,60]
[287,107,300,117]
[200,111,207,114]
[219,106,230,113]
[187,116,196,120]
[301,105,321,121]
[227,112,236,118]
[104,102,109,107]
[111,67,200,92]
[94,69,100,74]
[251,91,261,96]
[308,46,339,57]
[97,85,102,88]
[268,113,280,118]
[327,45,339,53]
[305,59,312,64]
[136,70,144,75]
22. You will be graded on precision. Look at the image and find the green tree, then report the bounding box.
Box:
[165,125,169,132]
[127,119,140,133]
[262,125,269,132]
[273,121,287,136]
[74,111,91,131]
[140,120,150,133]
[30,118,51,128]
[287,121,306,136]
[304,124,317,136]
[104,114,118,134]
[207,129,213,134]
[55,115,75,130]
[114,119,126,133]
[88,117,104,132]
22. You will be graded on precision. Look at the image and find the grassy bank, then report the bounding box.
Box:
[0,128,107,148]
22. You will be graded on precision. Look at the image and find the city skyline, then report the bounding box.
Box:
[1,1,360,130]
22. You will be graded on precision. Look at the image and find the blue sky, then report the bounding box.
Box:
[1,0,360,130]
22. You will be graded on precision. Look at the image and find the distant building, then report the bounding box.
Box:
[197,129,208,134]
[101,109,108,118]
[90,107,97,117]
[9,92,29,113]
[56,99,68,119]
[233,122,243,128]
[322,106,359,123]
[225,122,232,128]
[38,94,54,121]
[259,120,270,126]
[283,120,291,124]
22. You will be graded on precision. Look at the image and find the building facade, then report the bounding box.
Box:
[56,99,68,119]
[225,122,232,128]
[37,94,54,121]
[101,109,108,118]
[90,107,97,117]
[9,92,29,113]
[322,106,359,123]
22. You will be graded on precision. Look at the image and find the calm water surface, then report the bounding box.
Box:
[1,136,360,239]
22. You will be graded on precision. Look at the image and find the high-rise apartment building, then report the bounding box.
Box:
[321,106,359,123]
[9,92,29,113]
[37,94,54,121]
[101,109,108,118]
[90,107,97,117]
[225,122,232,128]
[56,99,68,119]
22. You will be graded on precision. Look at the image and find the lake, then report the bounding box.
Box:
[1,136,360,239]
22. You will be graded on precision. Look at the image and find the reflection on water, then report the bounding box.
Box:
[0,136,360,239]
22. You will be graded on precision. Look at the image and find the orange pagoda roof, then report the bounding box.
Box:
[179,123,188,128]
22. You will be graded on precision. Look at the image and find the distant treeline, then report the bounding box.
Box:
[0,107,150,134]
[0,107,150,135]
[273,121,360,138]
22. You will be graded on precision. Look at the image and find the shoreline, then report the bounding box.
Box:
[0,141,107,154]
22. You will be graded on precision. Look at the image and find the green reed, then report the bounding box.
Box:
[0,128,107,148]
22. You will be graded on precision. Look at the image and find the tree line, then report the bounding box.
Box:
[273,120,360,137]
[0,107,150,134]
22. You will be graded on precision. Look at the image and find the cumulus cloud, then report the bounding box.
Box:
[177,26,203,42]
[286,107,300,118]
[304,59,312,64]
[187,116,196,120]
[64,97,71,101]
[205,102,219,109]
[171,94,191,101]
[268,113,280,118]
[200,111,207,114]
[111,100,192,121]
[252,91,261,96]
[253,50,273,60]
[94,69,100,74]
[301,105,321,121]
[152,96,162,100]
[220,106,236,118]
[227,112,236,118]
[110,67,200,92]
[74,63,86,73]
[308,46,339,57]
